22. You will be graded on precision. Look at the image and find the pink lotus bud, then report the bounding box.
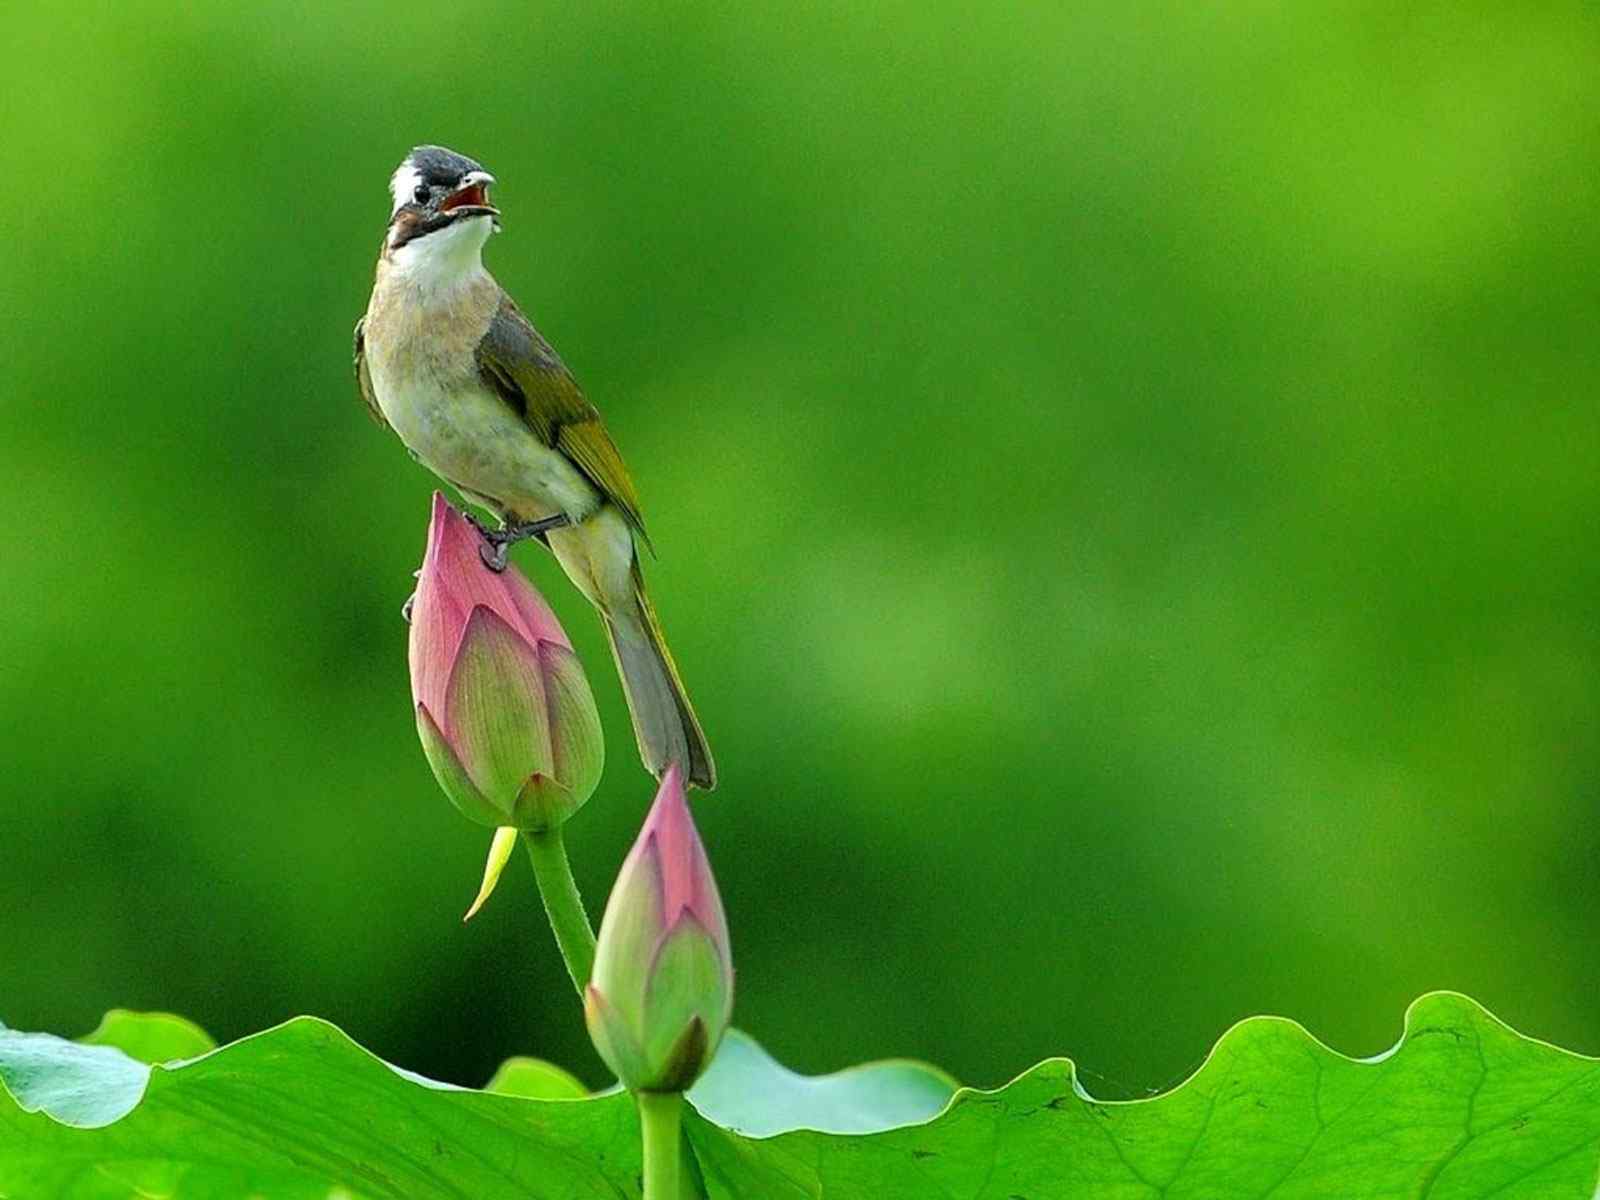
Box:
[409,494,604,834]
[585,764,733,1093]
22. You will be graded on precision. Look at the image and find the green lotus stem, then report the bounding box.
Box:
[637,1091,683,1200]
[522,828,596,995]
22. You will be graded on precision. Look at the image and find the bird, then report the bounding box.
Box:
[355,144,715,790]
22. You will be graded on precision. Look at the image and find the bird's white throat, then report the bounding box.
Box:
[386,215,494,297]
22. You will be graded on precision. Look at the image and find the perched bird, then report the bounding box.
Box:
[355,145,715,789]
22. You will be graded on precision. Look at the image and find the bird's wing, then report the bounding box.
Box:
[475,296,650,546]
[353,316,387,428]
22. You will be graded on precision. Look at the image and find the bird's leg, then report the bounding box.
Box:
[469,511,574,572]
[505,513,573,541]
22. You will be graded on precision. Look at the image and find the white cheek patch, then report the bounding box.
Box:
[389,160,423,216]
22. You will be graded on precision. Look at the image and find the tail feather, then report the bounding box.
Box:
[548,506,716,789]
[602,566,716,790]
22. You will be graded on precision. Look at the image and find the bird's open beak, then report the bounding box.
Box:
[441,170,498,218]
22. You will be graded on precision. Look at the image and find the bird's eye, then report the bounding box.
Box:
[412,184,430,204]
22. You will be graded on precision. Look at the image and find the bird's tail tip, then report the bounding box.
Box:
[604,583,716,792]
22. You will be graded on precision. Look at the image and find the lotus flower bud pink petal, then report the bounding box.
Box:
[585,764,733,1092]
[409,494,603,835]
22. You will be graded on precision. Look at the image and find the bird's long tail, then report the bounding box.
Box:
[549,508,716,790]
[604,568,716,790]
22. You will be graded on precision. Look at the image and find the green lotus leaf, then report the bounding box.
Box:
[1,994,1595,1198]
[686,1028,955,1137]
[79,1010,216,1065]
[483,1056,588,1101]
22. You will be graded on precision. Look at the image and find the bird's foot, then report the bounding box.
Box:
[471,513,574,572]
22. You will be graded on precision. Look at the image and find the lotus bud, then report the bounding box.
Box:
[585,764,733,1093]
[409,493,605,837]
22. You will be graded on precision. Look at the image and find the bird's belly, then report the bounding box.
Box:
[376,373,598,521]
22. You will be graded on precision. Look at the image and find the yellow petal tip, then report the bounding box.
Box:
[464,826,519,922]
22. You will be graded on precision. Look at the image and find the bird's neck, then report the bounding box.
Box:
[379,217,494,301]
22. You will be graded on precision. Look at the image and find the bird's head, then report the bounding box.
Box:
[384,145,501,270]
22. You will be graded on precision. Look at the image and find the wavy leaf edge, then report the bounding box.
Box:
[2,990,1592,1137]
[930,988,1599,1123]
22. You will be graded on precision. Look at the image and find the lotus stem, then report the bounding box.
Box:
[637,1091,683,1200]
[522,827,596,995]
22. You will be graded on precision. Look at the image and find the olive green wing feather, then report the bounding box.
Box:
[475,297,650,546]
[353,316,387,428]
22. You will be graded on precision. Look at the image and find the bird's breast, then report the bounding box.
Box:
[363,267,498,385]
[362,275,598,522]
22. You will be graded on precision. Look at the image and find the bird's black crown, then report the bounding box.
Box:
[407,145,485,187]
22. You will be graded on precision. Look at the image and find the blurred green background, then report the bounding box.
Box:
[2,1,1596,1097]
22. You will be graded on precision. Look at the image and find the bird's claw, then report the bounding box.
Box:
[469,513,574,573]
[479,538,510,572]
